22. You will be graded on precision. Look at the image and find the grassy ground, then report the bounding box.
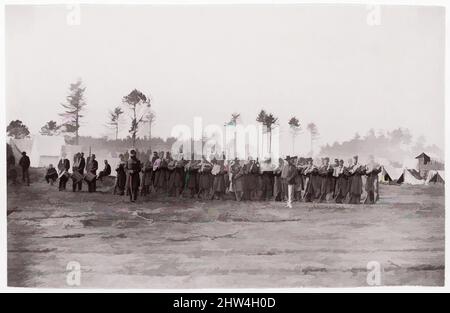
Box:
[7,168,445,288]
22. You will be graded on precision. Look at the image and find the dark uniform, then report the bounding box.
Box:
[114,161,126,195]
[87,159,98,193]
[260,161,274,201]
[185,161,200,198]
[58,158,70,191]
[198,161,213,199]
[303,164,318,202]
[334,165,349,203]
[364,167,381,204]
[348,164,365,204]
[318,163,334,202]
[18,153,30,186]
[141,160,153,196]
[244,161,260,200]
[76,155,86,191]
[126,156,142,202]
[156,157,168,192]
[45,167,58,184]
[211,163,226,200]
[231,162,245,201]
[98,162,112,180]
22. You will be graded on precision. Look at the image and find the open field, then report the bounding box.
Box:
[7,169,445,288]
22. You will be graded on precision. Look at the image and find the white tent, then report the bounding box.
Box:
[397,169,424,185]
[425,170,445,184]
[378,165,403,184]
[10,135,65,167]
[10,138,33,157]
[31,135,66,167]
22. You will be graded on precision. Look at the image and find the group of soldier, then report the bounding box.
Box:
[111,150,382,206]
[11,147,382,207]
[44,152,111,193]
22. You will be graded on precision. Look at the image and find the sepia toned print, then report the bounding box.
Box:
[5,4,444,288]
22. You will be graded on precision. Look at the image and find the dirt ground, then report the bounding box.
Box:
[7,169,445,288]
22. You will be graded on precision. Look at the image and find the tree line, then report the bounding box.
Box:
[7,79,156,147]
[319,128,443,165]
[7,78,323,156]
[8,78,441,162]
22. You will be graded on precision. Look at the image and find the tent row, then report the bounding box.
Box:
[379,166,445,185]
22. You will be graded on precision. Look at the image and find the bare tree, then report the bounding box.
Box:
[306,122,319,156]
[107,106,124,140]
[256,110,278,154]
[264,113,278,154]
[256,110,267,125]
[225,113,240,158]
[288,116,301,155]
[122,89,151,147]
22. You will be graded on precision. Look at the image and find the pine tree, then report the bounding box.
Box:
[60,79,87,145]
[122,89,151,147]
[107,107,124,140]
[288,116,301,155]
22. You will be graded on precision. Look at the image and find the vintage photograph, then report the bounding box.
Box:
[5,4,445,288]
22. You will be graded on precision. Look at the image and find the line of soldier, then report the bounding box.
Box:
[45,152,111,193]
[110,150,382,206]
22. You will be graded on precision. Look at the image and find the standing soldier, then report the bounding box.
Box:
[211,159,226,200]
[334,159,349,203]
[364,156,382,204]
[348,155,365,204]
[303,158,318,202]
[114,154,127,195]
[18,151,30,186]
[294,157,305,201]
[173,156,186,198]
[198,156,213,199]
[185,159,200,198]
[150,151,159,191]
[331,158,339,198]
[231,158,245,201]
[273,158,284,201]
[157,151,170,194]
[77,152,86,191]
[57,153,70,191]
[224,159,231,194]
[318,157,334,202]
[280,157,290,202]
[141,155,153,196]
[87,154,98,193]
[260,156,275,201]
[285,156,297,208]
[71,153,82,192]
[167,156,176,196]
[126,149,142,202]
[152,152,162,192]
[244,157,259,200]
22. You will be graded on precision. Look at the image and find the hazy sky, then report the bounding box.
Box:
[5,4,445,154]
